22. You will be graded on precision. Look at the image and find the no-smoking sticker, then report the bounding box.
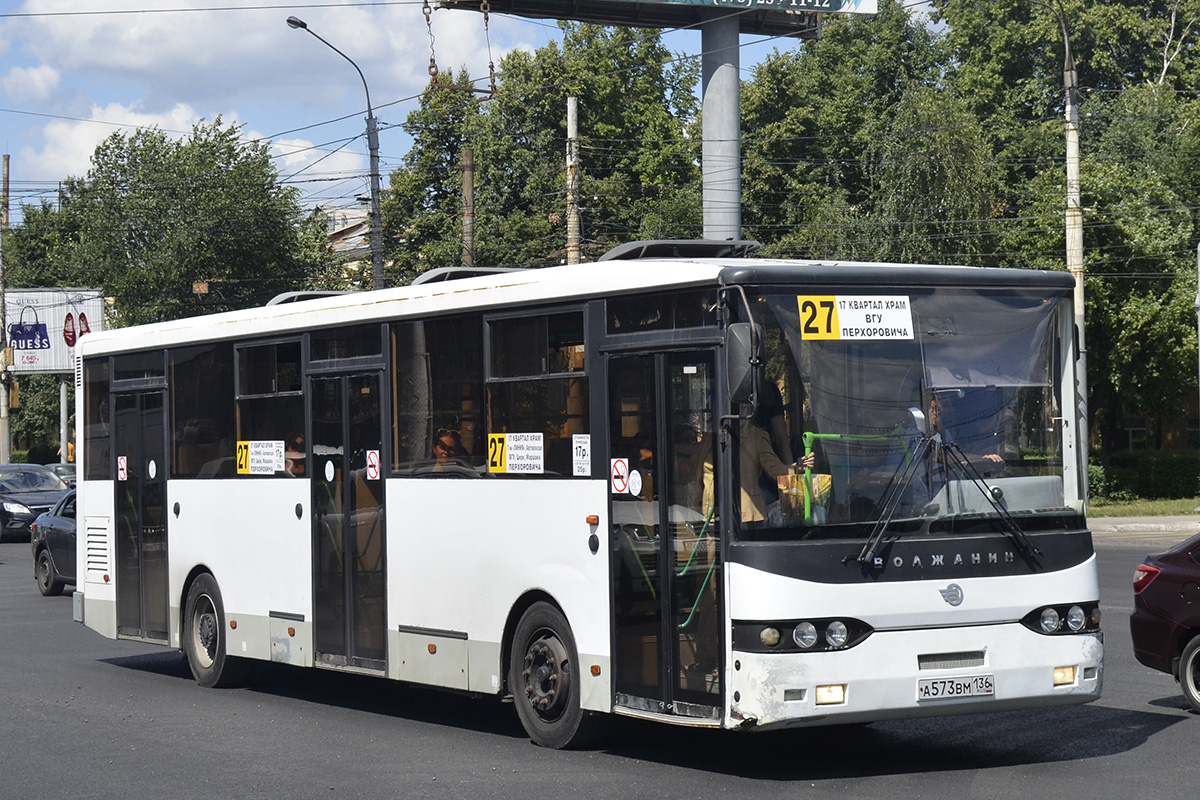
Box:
[366,449,380,480]
[610,458,630,494]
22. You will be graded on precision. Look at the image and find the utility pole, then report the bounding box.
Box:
[1060,13,1088,469]
[565,97,581,265]
[461,147,475,267]
[0,154,9,464]
[701,13,741,240]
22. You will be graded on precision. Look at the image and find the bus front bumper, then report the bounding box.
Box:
[726,624,1103,730]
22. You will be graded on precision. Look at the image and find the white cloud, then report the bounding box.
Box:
[20,102,204,180]
[3,64,59,100]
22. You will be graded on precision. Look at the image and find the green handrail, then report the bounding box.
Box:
[677,505,718,630]
[801,429,910,524]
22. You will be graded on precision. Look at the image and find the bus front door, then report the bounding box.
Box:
[609,353,722,717]
[113,390,169,642]
[311,373,387,672]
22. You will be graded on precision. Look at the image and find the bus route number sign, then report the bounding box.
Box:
[236,440,284,475]
[798,295,913,341]
[488,433,544,474]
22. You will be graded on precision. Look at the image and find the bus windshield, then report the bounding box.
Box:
[737,284,1078,539]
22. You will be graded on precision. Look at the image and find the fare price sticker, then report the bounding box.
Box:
[488,433,544,474]
[798,295,914,340]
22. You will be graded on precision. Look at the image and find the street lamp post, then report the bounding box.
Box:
[287,15,384,290]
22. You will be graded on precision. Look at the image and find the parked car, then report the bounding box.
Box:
[0,464,69,542]
[31,489,76,596]
[1130,532,1200,712]
[47,462,77,487]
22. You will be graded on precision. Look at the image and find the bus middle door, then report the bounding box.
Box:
[311,372,387,672]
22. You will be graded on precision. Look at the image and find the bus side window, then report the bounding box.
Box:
[392,314,486,476]
[487,311,588,478]
[170,344,236,479]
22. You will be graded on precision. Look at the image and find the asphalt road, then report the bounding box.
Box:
[2,527,1197,800]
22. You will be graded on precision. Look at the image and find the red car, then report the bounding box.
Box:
[1130,532,1200,712]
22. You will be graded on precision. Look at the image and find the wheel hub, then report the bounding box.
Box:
[197,609,217,658]
[522,634,570,718]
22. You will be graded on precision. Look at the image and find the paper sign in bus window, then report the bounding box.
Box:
[237,440,285,475]
[798,295,913,340]
[488,433,544,474]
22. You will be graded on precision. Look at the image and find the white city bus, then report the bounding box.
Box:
[74,240,1102,748]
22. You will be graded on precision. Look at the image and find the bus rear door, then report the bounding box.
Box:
[112,389,169,643]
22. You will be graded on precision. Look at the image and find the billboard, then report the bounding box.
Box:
[437,0,865,36]
[5,289,105,374]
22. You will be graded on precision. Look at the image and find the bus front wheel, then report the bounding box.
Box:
[509,601,607,749]
[183,573,250,688]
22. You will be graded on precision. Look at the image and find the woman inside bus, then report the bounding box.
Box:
[432,428,465,471]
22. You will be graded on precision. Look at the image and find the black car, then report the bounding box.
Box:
[1130,532,1200,712]
[0,464,69,542]
[31,489,76,596]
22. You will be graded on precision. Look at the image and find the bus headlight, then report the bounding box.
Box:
[1020,603,1101,635]
[1066,605,1086,632]
[792,623,820,652]
[732,618,873,653]
[793,622,818,649]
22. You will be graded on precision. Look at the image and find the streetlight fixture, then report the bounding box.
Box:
[287,15,384,290]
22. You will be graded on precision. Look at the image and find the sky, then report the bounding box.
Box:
[0,0,877,228]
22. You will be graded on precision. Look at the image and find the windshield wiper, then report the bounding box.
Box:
[938,442,1041,558]
[851,434,937,566]
[851,436,1041,566]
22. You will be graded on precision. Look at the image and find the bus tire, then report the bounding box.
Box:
[509,601,607,749]
[1180,637,1200,714]
[183,573,251,688]
[35,549,64,596]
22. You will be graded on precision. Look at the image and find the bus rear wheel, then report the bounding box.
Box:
[183,573,250,688]
[509,602,607,749]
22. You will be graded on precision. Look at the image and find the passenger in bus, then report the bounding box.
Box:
[284,433,306,477]
[432,428,464,470]
[633,437,655,500]
[697,408,815,524]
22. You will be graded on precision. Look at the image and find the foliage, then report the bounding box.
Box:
[382,23,700,278]
[1101,450,1200,499]
[7,118,329,325]
[743,0,945,253]
[11,374,68,457]
[4,119,333,454]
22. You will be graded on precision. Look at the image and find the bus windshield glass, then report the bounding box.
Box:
[738,285,1077,539]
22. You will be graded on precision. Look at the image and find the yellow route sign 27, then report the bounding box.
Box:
[798,295,913,340]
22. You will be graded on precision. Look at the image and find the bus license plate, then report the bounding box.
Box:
[917,674,994,700]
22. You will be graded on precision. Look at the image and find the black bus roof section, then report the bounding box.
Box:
[718,263,1077,290]
[599,239,762,261]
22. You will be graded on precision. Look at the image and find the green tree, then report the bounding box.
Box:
[742,0,946,254]
[999,88,1200,462]
[24,118,323,324]
[382,23,700,276]
[4,118,331,453]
